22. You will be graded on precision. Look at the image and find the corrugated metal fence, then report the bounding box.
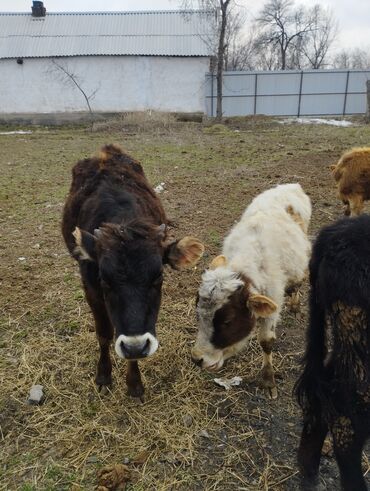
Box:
[205,69,370,117]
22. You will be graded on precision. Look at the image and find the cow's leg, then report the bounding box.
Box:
[332,420,367,491]
[342,199,351,216]
[285,281,303,314]
[258,318,277,399]
[348,195,364,216]
[85,290,113,390]
[126,360,144,401]
[298,419,328,490]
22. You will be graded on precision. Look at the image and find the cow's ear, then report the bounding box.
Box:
[164,237,204,269]
[209,255,227,270]
[329,163,337,172]
[247,294,278,318]
[72,227,97,261]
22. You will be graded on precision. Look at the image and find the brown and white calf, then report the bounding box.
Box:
[62,144,204,399]
[330,147,370,216]
[192,183,311,398]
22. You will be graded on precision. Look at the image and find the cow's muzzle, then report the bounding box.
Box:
[115,333,158,359]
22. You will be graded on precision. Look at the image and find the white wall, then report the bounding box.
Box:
[0,56,209,114]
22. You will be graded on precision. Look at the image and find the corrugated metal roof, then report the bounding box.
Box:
[0,10,214,59]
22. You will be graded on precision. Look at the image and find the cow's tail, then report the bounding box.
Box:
[294,265,330,424]
[332,165,343,182]
[99,144,124,166]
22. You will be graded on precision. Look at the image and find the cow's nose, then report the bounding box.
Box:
[191,356,203,367]
[115,333,159,359]
[120,338,150,359]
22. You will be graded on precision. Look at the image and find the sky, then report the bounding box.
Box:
[2,0,369,53]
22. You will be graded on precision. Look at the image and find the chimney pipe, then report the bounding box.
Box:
[31,1,46,17]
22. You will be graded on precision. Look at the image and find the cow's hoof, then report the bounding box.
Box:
[98,384,110,396]
[95,373,112,387]
[265,386,278,399]
[127,384,145,402]
[260,366,277,398]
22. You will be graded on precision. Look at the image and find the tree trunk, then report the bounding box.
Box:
[281,46,286,70]
[216,0,230,119]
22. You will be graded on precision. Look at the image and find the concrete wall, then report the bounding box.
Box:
[0,55,209,114]
[206,69,370,117]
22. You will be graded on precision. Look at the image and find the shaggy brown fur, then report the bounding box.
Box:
[62,144,204,399]
[330,147,370,216]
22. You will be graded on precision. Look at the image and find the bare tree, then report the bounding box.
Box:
[349,48,370,69]
[223,6,247,70]
[215,1,232,117]
[256,0,315,70]
[48,59,99,124]
[298,5,338,69]
[179,0,236,118]
[253,34,281,70]
[332,50,351,69]
[332,48,370,69]
[225,36,257,71]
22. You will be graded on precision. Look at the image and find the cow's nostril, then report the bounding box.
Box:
[141,338,150,357]
[120,339,150,359]
[191,356,203,367]
[120,340,131,357]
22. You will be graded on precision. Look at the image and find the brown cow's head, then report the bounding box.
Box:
[192,255,277,371]
[73,222,204,360]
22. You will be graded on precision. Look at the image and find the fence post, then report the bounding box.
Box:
[211,73,214,118]
[343,70,350,116]
[254,73,258,115]
[297,71,304,117]
[367,80,370,122]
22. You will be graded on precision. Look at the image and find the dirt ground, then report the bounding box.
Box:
[1,115,370,491]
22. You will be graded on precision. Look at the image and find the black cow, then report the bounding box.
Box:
[62,144,204,399]
[295,215,370,490]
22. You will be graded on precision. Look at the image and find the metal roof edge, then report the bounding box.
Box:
[1,53,210,60]
[0,9,215,16]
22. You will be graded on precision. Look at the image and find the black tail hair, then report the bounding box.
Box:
[294,264,330,423]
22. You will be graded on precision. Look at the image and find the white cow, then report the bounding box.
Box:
[192,183,311,398]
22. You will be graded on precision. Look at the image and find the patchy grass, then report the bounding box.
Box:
[1,117,369,491]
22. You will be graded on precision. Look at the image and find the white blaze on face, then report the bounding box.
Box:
[115,333,159,359]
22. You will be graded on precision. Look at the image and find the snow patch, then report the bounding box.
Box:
[279,118,353,127]
[0,130,32,135]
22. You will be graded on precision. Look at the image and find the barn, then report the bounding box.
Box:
[0,2,212,121]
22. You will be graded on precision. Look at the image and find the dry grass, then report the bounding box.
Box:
[1,117,369,490]
[91,111,180,135]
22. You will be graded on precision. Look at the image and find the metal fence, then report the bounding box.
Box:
[205,69,370,117]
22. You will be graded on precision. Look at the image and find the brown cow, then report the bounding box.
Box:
[330,147,370,216]
[62,144,204,399]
